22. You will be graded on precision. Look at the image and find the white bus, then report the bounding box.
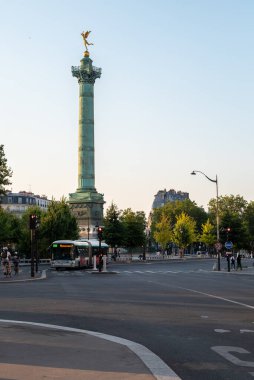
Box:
[50,239,109,269]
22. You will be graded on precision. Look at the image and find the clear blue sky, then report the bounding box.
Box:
[1,0,253,215]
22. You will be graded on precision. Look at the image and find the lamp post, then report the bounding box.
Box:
[190,170,220,271]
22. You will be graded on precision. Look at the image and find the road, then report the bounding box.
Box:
[0,257,254,379]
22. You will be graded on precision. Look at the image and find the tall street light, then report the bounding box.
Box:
[190,170,220,271]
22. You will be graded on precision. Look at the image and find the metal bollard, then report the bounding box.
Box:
[93,255,97,271]
[102,256,107,272]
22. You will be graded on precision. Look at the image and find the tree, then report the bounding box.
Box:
[17,206,43,257]
[244,201,254,253]
[120,208,146,250]
[199,219,216,254]
[0,208,21,247]
[103,203,124,248]
[153,213,172,252]
[151,199,207,240]
[208,195,248,250]
[0,145,12,197]
[172,212,196,257]
[39,198,79,255]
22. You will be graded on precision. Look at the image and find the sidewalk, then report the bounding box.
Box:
[0,320,180,380]
[0,266,46,283]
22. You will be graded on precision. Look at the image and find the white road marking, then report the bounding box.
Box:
[200,315,209,318]
[214,329,230,333]
[178,287,254,310]
[211,346,254,367]
[0,319,181,380]
[240,330,254,334]
[249,372,254,376]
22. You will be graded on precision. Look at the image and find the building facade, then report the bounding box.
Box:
[0,191,51,218]
[152,189,189,209]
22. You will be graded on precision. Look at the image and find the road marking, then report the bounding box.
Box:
[214,329,230,333]
[200,315,209,319]
[249,372,254,376]
[211,346,254,367]
[178,287,254,310]
[240,330,254,334]
[0,319,181,380]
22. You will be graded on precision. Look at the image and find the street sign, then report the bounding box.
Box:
[225,241,233,250]
[214,242,222,251]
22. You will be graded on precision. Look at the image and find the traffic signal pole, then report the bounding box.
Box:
[30,229,35,277]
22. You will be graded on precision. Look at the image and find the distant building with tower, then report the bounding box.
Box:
[68,32,104,238]
[152,189,189,209]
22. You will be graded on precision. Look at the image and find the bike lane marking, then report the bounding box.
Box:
[211,346,254,367]
[0,319,181,380]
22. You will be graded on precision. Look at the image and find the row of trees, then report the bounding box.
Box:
[0,199,79,257]
[1,144,254,255]
[151,196,254,254]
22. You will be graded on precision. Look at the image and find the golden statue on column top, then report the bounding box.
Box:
[81,31,94,56]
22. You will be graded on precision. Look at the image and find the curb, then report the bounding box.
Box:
[0,269,47,283]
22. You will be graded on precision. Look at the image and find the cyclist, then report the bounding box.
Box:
[1,248,11,277]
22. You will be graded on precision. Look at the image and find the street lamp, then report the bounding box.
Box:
[190,170,220,271]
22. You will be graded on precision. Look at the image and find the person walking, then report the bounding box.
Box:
[12,254,19,275]
[98,254,103,272]
[230,255,235,270]
[236,253,242,270]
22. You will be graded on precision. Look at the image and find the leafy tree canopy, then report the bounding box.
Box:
[172,212,196,253]
[0,145,12,196]
[103,202,124,248]
[120,208,146,249]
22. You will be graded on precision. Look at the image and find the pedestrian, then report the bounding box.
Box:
[230,255,235,270]
[98,254,103,272]
[13,254,19,275]
[236,253,242,270]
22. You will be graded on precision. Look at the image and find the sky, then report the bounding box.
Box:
[1,0,253,216]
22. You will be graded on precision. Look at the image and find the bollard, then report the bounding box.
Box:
[93,255,97,271]
[102,255,107,272]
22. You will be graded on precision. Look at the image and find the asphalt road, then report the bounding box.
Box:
[0,258,253,380]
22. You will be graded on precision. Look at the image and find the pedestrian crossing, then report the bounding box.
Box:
[53,268,211,276]
[119,269,211,275]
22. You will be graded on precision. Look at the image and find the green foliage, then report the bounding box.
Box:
[151,199,207,240]
[0,208,21,246]
[40,198,79,246]
[208,195,249,250]
[103,203,124,248]
[172,212,196,255]
[244,201,254,251]
[199,219,216,247]
[120,208,146,249]
[154,213,172,250]
[0,145,12,196]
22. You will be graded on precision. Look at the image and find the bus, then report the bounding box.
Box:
[50,239,109,269]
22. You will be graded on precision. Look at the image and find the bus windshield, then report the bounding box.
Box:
[51,243,74,260]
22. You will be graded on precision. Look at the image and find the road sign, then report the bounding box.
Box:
[214,242,222,251]
[225,241,233,250]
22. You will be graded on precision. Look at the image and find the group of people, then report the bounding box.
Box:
[229,253,242,270]
[1,248,19,277]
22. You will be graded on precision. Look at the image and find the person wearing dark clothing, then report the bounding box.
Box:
[236,253,242,270]
[98,254,103,272]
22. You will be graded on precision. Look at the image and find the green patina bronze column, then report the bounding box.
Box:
[69,32,105,237]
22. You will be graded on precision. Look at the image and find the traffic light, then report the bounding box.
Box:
[97,226,103,241]
[29,215,37,230]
